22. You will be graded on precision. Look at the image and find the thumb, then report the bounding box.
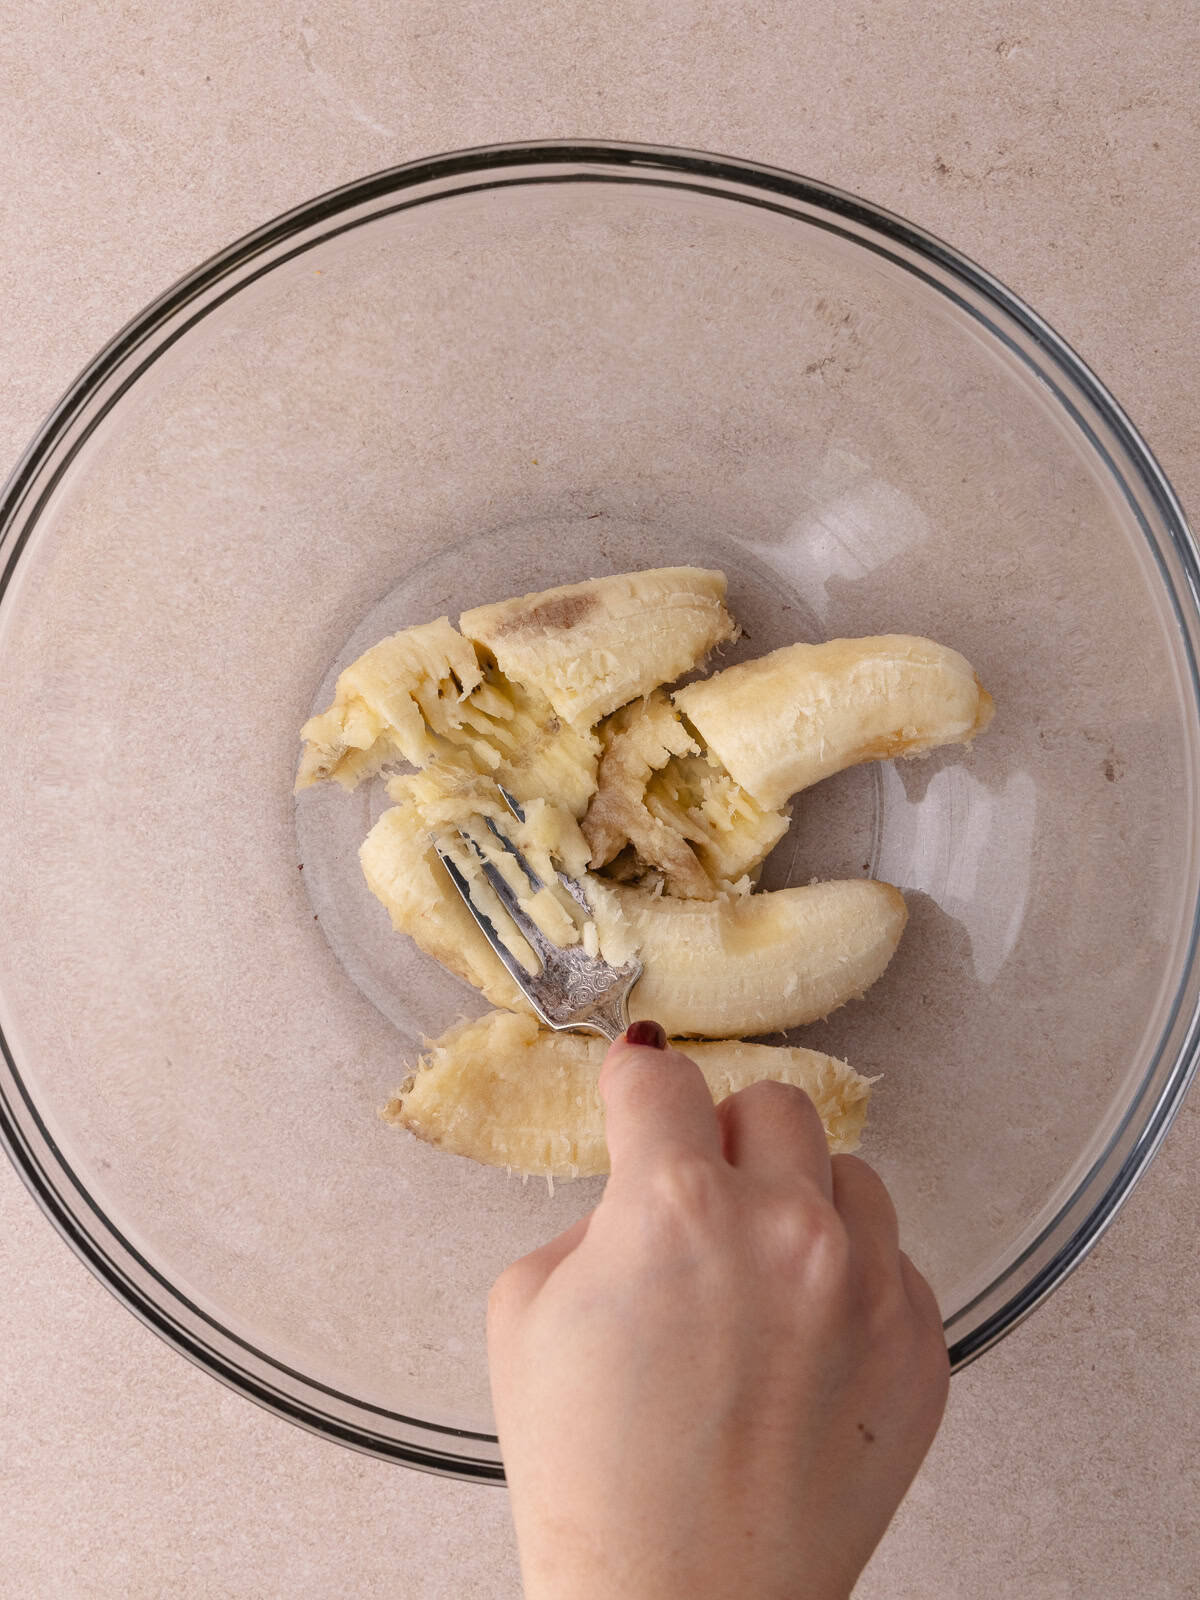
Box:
[599,1024,723,1176]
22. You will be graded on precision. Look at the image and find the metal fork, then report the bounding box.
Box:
[431,788,643,1042]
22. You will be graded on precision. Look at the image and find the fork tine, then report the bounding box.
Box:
[456,829,558,964]
[434,813,644,1042]
[430,837,545,989]
[483,815,545,892]
[495,784,593,914]
[496,785,525,822]
[555,870,592,915]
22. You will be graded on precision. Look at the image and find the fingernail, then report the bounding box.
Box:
[624,1019,667,1050]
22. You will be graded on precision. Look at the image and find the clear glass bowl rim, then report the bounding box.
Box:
[2,138,1198,1479]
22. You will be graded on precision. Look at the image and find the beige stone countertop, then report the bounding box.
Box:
[2,4,1198,1596]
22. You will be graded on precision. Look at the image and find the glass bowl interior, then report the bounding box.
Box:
[2,145,1198,1476]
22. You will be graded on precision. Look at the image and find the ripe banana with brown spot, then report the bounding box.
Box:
[459,566,737,729]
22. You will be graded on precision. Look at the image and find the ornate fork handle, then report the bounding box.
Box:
[580,993,635,1042]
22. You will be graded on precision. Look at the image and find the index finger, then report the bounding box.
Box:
[599,1033,723,1176]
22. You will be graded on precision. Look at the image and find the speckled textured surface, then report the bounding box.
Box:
[1,4,1198,1596]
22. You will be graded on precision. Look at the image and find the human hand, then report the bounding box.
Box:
[487,1025,949,1600]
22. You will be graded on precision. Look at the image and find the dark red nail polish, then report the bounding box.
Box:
[625,1019,667,1050]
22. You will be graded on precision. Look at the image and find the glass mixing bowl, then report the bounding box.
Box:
[2,142,1198,1479]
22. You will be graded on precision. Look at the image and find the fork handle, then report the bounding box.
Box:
[583,996,633,1043]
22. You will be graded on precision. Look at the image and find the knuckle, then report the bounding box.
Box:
[832,1153,895,1218]
[645,1149,724,1236]
[830,1152,872,1185]
[800,1202,852,1282]
[739,1078,816,1119]
[757,1191,849,1280]
[760,1199,813,1270]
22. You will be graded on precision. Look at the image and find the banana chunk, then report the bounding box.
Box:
[385,1010,875,1178]
[583,692,705,892]
[300,577,1004,1166]
[583,691,790,899]
[675,634,995,810]
[588,877,907,1038]
[297,617,482,790]
[460,567,737,729]
[296,617,599,814]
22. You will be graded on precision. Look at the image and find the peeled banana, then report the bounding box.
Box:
[360,767,595,1007]
[459,567,737,729]
[385,1010,876,1178]
[588,877,907,1037]
[675,634,995,810]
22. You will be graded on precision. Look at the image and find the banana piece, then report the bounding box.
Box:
[642,752,790,889]
[460,567,737,729]
[582,692,791,899]
[385,1009,875,1178]
[674,634,995,810]
[583,693,714,898]
[296,617,599,814]
[297,618,481,789]
[588,877,907,1037]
